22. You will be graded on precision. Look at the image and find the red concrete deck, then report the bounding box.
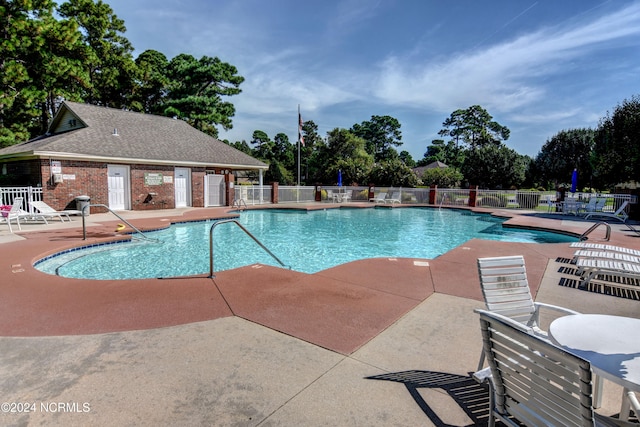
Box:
[1,205,638,355]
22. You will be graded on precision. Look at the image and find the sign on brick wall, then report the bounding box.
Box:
[144,173,163,185]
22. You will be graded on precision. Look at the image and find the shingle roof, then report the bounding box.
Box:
[0,101,267,169]
[412,161,448,176]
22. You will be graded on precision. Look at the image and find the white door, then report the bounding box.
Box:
[204,174,225,206]
[107,165,130,210]
[174,167,191,208]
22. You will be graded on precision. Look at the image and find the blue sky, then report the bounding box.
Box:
[106,0,640,160]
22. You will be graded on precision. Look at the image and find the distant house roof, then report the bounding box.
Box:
[412,161,448,176]
[0,101,267,170]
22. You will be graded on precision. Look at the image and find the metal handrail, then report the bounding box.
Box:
[209,219,289,278]
[579,221,611,241]
[232,198,248,210]
[81,203,159,242]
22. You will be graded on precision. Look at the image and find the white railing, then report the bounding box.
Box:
[3,185,637,212]
[235,185,271,205]
[278,186,316,203]
[0,186,43,213]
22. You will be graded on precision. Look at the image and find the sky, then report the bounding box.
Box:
[105,0,640,160]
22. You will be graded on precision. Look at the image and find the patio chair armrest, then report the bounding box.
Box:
[472,367,492,384]
[533,302,580,315]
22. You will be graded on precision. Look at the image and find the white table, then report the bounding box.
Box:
[549,314,640,420]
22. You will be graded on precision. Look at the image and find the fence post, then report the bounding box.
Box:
[468,186,478,207]
[429,185,437,205]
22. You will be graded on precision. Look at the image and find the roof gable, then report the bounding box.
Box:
[0,102,267,169]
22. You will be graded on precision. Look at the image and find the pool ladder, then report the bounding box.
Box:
[579,222,611,241]
[208,219,289,278]
[81,203,160,242]
[232,198,248,211]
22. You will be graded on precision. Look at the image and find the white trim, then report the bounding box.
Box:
[16,151,269,170]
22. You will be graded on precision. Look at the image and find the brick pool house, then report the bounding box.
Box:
[0,101,267,212]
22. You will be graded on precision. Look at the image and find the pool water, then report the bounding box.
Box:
[35,208,577,279]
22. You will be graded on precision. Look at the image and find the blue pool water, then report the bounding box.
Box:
[35,208,577,279]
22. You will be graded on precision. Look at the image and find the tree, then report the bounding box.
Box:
[438,105,509,150]
[398,150,415,167]
[593,95,640,188]
[350,115,402,162]
[250,130,272,162]
[163,54,244,137]
[225,139,252,155]
[272,132,294,169]
[1,0,89,144]
[534,128,594,190]
[58,0,136,107]
[130,49,169,113]
[419,139,465,168]
[315,128,373,184]
[300,119,322,182]
[421,167,464,188]
[462,144,526,189]
[368,158,418,186]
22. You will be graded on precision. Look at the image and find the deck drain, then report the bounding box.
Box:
[413,261,430,267]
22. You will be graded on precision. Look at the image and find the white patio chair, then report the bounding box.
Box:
[476,255,580,371]
[385,192,401,204]
[1,197,24,232]
[473,309,635,427]
[561,198,580,215]
[545,194,557,212]
[369,192,387,203]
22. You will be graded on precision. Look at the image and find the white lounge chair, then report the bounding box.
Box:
[476,255,579,371]
[385,192,401,204]
[473,309,634,427]
[584,200,630,222]
[570,242,640,257]
[1,197,49,233]
[575,257,640,288]
[577,197,598,216]
[369,192,387,203]
[573,249,640,265]
[30,200,79,222]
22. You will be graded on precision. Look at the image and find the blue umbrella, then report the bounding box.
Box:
[338,169,342,187]
[570,169,578,193]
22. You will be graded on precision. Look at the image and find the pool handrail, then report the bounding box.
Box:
[209,219,289,278]
[81,204,159,242]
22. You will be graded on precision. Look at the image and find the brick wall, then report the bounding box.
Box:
[192,167,206,208]
[131,164,175,210]
[37,160,229,211]
[41,160,108,211]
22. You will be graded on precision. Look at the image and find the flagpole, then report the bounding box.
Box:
[297,104,301,187]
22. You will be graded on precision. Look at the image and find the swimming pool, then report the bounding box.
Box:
[35,208,577,279]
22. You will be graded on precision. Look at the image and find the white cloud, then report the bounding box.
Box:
[373,2,640,114]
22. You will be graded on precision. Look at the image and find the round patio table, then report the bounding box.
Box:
[549,314,640,421]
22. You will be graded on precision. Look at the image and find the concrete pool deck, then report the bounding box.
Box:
[0,203,639,425]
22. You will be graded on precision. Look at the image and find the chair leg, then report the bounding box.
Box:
[593,375,603,408]
[478,350,485,372]
[620,388,640,422]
